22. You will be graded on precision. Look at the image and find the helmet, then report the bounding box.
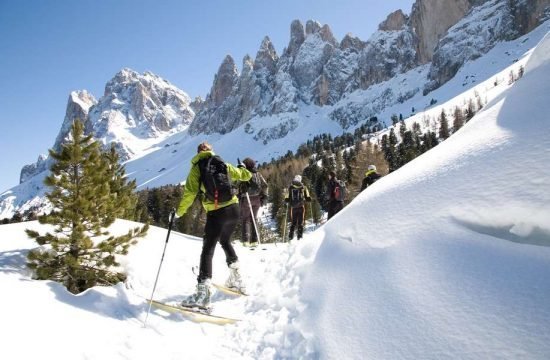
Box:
[293,175,302,183]
[367,165,377,171]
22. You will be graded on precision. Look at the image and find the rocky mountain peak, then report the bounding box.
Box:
[286,20,306,57]
[378,9,408,31]
[20,90,97,184]
[254,36,278,73]
[105,68,140,95]
[303,20,337,45]
[340,33,366,51]
[305,20,321,35]
[319,24,338,46]
[209,55,238,107]
[54,90,97,151]
[242,54,254,75]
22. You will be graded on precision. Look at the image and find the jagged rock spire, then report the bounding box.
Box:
[254,36,278,73]
[209,55,238,106]
[410,0,471,63]
[285,20,305,57]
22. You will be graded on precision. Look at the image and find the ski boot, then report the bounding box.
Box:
[181,279,212,311]
[225,261,246,294]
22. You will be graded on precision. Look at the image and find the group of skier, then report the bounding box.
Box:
[173,141,381,309]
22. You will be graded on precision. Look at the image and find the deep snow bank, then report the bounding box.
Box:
[299,33,550,359]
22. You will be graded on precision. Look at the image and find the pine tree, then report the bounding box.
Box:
[103,143,138,221]
[438,109,450,140]
[453,106,465,133]
[25,120,148,294]
[382,128,399,172]
[465,98,476,121]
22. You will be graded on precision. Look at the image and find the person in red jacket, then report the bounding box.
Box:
[326,171,344,220]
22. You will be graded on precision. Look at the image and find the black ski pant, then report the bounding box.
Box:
[289,206,305,240]
[240,194,261,243]
[198,203,240,283]
[327,200,344,220]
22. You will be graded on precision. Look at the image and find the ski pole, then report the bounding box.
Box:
[245,192,261,245]
[144,209,176,327]
[309,203,314,231]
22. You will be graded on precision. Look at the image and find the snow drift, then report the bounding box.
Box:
[300,33,550,359]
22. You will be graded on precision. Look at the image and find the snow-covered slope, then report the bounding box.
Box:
[299,32,550,358]
[0,31,549,360]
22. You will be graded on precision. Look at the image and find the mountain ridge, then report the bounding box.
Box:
[1,0,549,219]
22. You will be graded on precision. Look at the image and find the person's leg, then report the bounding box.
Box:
[240,201,250,244]
[183,209,222,307]
[198,209,223,282]
[218,204,245,291]
[289,208,296,239]
[335,201,344,216]
[297,206,305,239]
[251,200,261,243]
[218,203,240,265]
[327,201,335,220]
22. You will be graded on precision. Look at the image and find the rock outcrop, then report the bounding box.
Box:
[379,9,408,31]
[425,0,550,93]
[20,90,97,184]
[410,0,472,63]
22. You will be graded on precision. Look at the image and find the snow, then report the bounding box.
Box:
[1,31,550,359]
[300,32,550,358]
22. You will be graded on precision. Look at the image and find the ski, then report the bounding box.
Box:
[212,283,248,296]
[147,299,240,325]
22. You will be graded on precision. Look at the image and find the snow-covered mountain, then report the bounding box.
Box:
[191,0,549,135]
[19,69,197,183]
[1,30,549,360]
[1,0,549,219]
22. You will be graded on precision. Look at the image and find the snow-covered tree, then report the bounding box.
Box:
[25,120,148,294]
[439,109,450,140]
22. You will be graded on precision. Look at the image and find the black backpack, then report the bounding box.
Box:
[239,172,263,196]
[197,155,234,206]
[289,186,305,208]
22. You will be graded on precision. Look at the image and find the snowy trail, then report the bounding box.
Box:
[117,220,321,359]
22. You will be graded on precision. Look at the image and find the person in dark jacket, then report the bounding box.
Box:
[175,142,252,308]
[237,157,268,247]
[284,175,311,240]
[326,171,344,220]
[361,165,382,191]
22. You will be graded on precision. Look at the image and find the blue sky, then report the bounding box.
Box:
[0,0,414,192]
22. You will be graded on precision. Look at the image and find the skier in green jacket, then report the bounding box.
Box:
[175,141,252,308]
